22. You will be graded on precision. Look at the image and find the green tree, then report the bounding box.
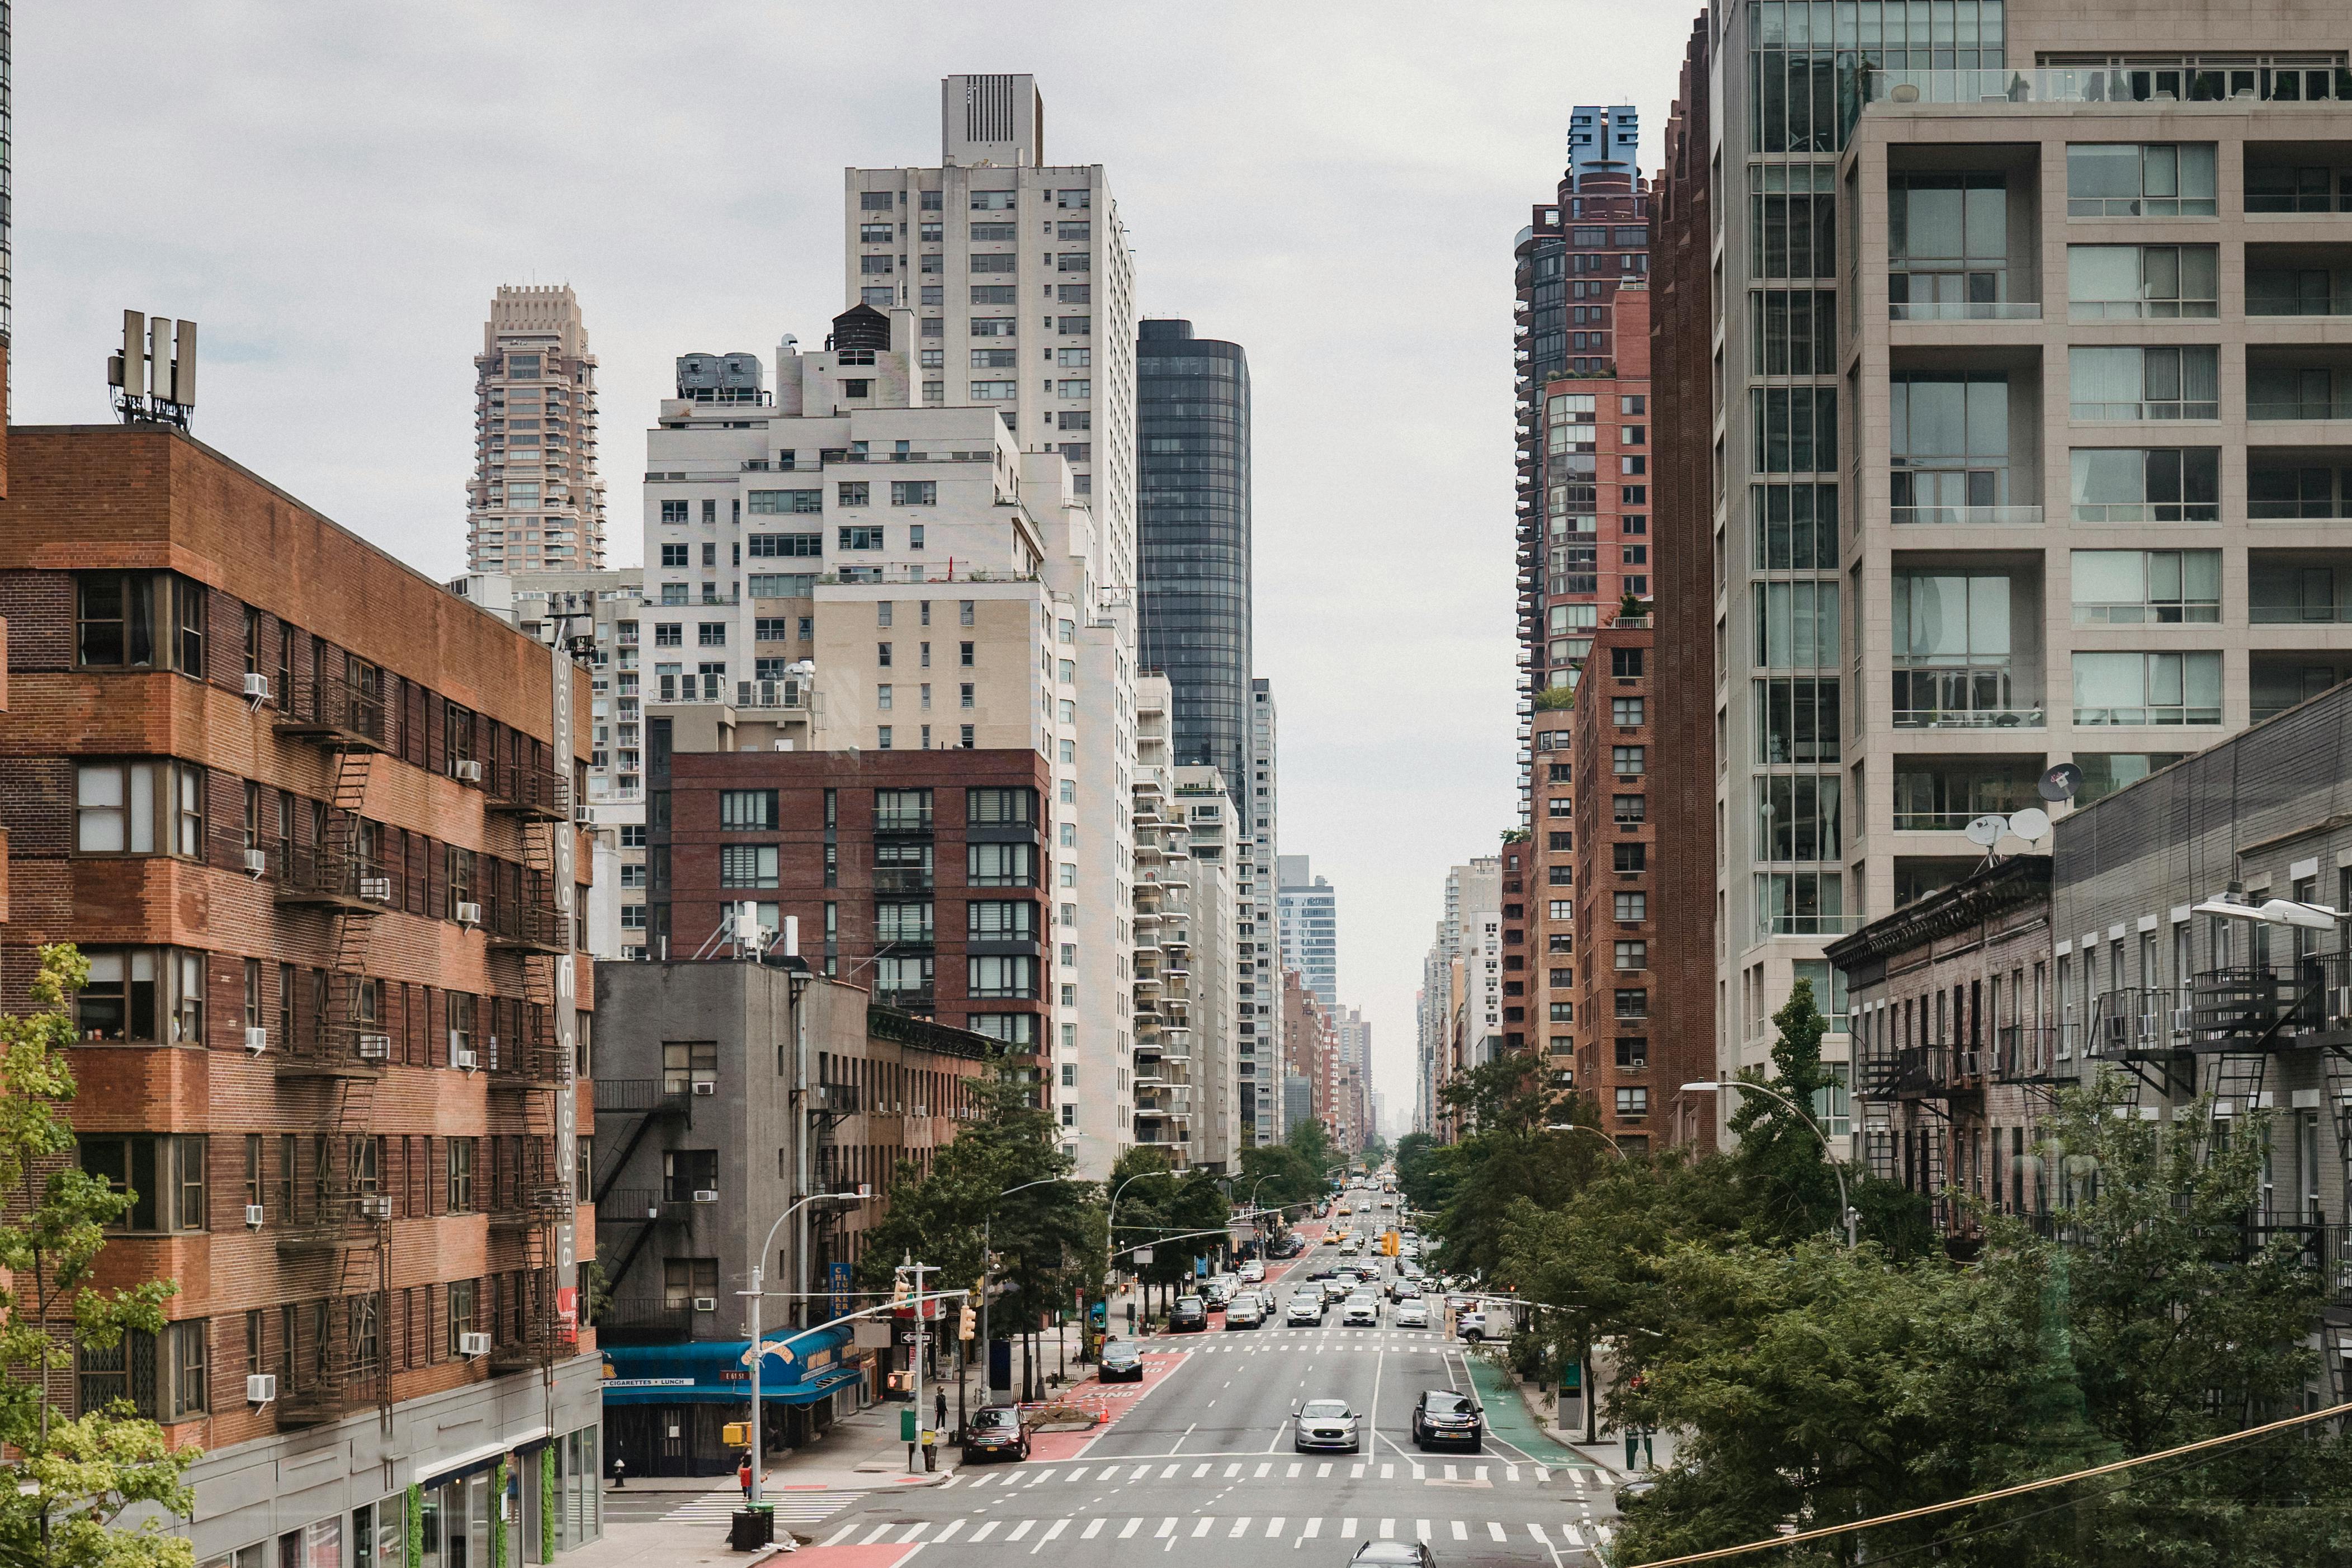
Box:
[0,945,197,1568]
[1284,1116,1334,1179]
[1427,1054,1603,1280]
[1358,1133,1390,1167]
[1392,1131,1444,1215]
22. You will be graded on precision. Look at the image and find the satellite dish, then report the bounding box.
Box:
[2039,762,2084,802]
[1965,814,2008,848]
[2009,807,2051,844]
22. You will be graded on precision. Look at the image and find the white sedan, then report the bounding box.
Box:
[1286,1293,1325,1325]
[1394,1299,1430,1328]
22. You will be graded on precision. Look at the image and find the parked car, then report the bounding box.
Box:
[961,1404,1031,1463]
[1292,1398,1363,1453]
[1170,1296,1209,1333]
[1238,1259,1267,1283]
[1410,1389,1484,1451]
[1099,1340,1145,1382]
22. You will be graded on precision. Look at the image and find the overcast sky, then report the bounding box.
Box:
[18,2,1694,1124]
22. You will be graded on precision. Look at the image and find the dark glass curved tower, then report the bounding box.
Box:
[1136,318,1252,799]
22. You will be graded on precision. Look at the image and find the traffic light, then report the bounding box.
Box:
[958,1301,977,1341]
[891,1272,912,1307]
[721,1422,750,1447]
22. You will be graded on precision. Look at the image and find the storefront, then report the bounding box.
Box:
[601,1329,864,1477]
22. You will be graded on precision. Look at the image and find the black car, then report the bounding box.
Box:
[1410,1389,1484,1451]
[1099,1340,1145,1382]
[960,1405,1031,1463]
[1349,1543,1435,1566]
[1169,1295,1209,1333]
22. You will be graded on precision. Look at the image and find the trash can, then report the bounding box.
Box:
[729,1507,774,1551]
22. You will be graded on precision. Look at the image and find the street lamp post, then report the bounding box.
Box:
[745,1191,865,1506]
[983,1176,1065,1406]
[1545,1123,1630,1160]
[1682,1080,1856,1249]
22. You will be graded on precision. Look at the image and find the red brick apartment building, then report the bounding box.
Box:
[0,425,606,1566]
[645,741,1052,1059]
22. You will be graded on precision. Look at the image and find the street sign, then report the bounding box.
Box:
[1133,1247,1154,1264]
[829,1261,853,1317]
[899,1329,922,1345]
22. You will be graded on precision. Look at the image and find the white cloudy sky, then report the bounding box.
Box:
[17,1,1694,1123]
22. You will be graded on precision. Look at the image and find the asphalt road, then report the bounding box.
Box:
[800,1236,1618,1565]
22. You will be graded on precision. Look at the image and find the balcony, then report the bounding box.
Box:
[1864,64,2352,112]
[1860,1043,1986,1101]
[1994,1024,2063,1083]
[596,1297,696,1346]
[596,1187,663,1223]
[2248,245,2352,317]
[275,670,389,752]
[274,844,394,911]
[489,763,571,821]
[2087,986,2194,1061]
[485,898,569,955]
[1890,504,2043,528]
[872,868,934,894]
[2252,654,2352,721]
[2250,552,2352,624]
[1892,759,2044,831]
[1892,668,2043,730]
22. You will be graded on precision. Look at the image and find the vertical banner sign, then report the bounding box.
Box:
[830,1261,854,1319]
[551,648,579,1309]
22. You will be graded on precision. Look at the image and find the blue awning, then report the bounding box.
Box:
[600,1326,859,1406]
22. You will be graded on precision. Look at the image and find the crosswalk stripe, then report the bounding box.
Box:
[1287,1462,1302,1479]
[1193,1462,1212,1479]
[1350,1462,1366,1479]
[1132,1465,1152,1480]
[1504,1465,1518,1482]
[1537,1466,1552,1484]
[1341,1518,1358,1537]
[936,1520,965,1543]
[1008,1520,1035,1541]
[1081,1519,1104,1539]
[897,1523,928,1544]
[1451,1522,1468,1541]
[1038,1519,1068,1545]
[1229,1518,1251,1537]
[1417,1520,1433,1541]
[1488,1523,1507,1542]
[1028,1470,1056,1485]
[1191,1518,1214,1538]
[1443,1465,1457,1481]
[940,1475,965,1489]
[1225,1463,1242,1477]
[1410,1464,1426,1480]
[1564,1523,1586,1546]
[1267,1518,1285,1538]
[1379,1518,1396,1538]
[1303,1518,1323,1539]
[1155,1518,1177,1539]
[1380,1463,1394,1480]
[971,1522,1000,1542]
[1161,1464,1179,1479]
[1064,1467,1087,1482]
[819,1525,857,1547]
[1528,1523,1550,1544]
[1119,1519,1141,1539]
[1475,1466,1489,1482]
[1317,1462,1332,1479]
[1255,1461,1272,1478]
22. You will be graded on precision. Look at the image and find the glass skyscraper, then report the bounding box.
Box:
[1136,318,1252,799]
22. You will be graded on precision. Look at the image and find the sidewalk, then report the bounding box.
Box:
[1478,1362,1680,1481]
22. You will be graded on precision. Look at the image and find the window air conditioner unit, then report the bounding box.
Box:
[357,1034,391,1060]
[244,1027,270,1055]
[455,1048,480,1071]
[458,1333,492,1358]
[692,1297,720,1313]
[452,760,484,783]
[360,876,393,903]
[242,847,269,877]
[692,1189,720,1204]
[245,1204,266,1229]
[359,1196,393,1221]
[692,1080,717,1095]
[242,673,272,701]
[574,806,593,825]
[246,1373,277,1404]
[456,901,483,927]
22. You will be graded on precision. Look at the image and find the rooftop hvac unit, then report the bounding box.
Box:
[246,1374,277,1404]
[692,1189,720,1204]
[242,673,272,702]
[457,1333,492,1358]
[244,1204,266,1229]
[456,901,483,927]
[357,1034,391,1060]
[692,1080,718,1096]
[244,1027,270,1055]
[692,1297,720,1312]
[452,760,484,782]
[242,848,268,877]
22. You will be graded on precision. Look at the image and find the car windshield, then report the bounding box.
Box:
[1301,1400,1351,1419]
[1176,1297,1204,1310]
[1425,1392,1475,1416]
[974,1408,1018,1428]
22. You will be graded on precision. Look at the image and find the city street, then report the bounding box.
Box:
[781,1234,1617,1566]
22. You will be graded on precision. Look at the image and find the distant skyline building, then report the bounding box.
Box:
[1137,318,1253,803]
[466,284,608,574]
[1335,1004,1370,1071]
[1245,679,1281,1137]
[1276,854,1338,1011]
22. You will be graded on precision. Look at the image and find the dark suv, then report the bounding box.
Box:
[960,1405,1031,1463]
[1410,1388,1484,1451]
[1169,1295,1208,1333]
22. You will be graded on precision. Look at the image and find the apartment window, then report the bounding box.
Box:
[1613,990,1650,1021]
[960,642,975,665]
[1749,386,1836,474]
[1612,745,1645,776]
[1614,940,1648,972]
[1549,900,1572,921]
[875,787,933,831]
[1614,1087,1650,1121]
[747,489,823,514]
[2067,244,2219,319]
[1753,580,1839,667]
[75,761,205,857]
[81,1135,207,1231]
[971,348,1018,369]
[1613,843,1647,873]
[2073,652,2223,726]
[660,500,689,523]
[2071,550,2221,624]
[1755,774,1843,861]
[76,948,205,1045]
[1890,372,2010,521]
[695,623,726,648]
[891,480,937,506]
[2068,346,2218,421]
[75,572,206,674]
[2067,143,2217,218]
[968,955,1038,999]
[653,624,682,647]
[1749,186,1835,279]
[663,1041,717,1096]
[839,527,885,551]
[447,1280,478,1355]
[660,1259,720,1314]
[1756,870,1844,936]
[1614,891,1648,922]
[2070,448,2219,522]
[1887,172,2009,315]
[1611,697,1644,727]
[859,191,894,211]
[1610,647,1645,679]
[969,900,1037,939]
[720,844,780,888]
[969,842,1036,887]
[445,1139,476,1212]
[1612,794,1646,825]
[968,786,1038,824]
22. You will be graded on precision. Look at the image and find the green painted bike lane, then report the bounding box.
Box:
[1462,1350,1599,1470]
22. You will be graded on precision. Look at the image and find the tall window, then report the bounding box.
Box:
[445,1139,476,1212]
[74,761,205,856]
[2066,144,2216,218]
[1887,172,2009,317]
[1891,573,2017,725]
[2068,346,2218,421]
[1889,373,2010,522]
[76,572,206,674]
[663,1041,718,1095]
[2067,245,2218,320]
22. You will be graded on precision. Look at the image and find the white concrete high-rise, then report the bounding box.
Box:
[1276,855,1338,1012]
[467,285,607,574]
[1243,677,1280,1140]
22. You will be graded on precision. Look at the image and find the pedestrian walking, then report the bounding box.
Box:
[737,1452,753,1499]
[934,1388,948,1432]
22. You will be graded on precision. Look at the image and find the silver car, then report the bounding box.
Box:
[1392,1299,1429,1328]
[1286,1292,1325,1325]
[1342,1293,1381,1328]
[1291,1397,1362,1452]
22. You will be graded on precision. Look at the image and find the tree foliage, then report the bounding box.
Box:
[0,946,198,1568]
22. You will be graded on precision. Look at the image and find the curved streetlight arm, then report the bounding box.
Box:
[748,1191,864,1504]
[1683,1080,1855,1249]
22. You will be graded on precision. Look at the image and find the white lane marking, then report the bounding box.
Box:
[1191,1517,1215,1537]
[1317,1463,1333,1479]
[1411,1464,1426,1480]
[1451,1521,1468,1541]
[1350,1463,1366,1479]
[1380,1463,1395,1480]
[1287,1462,1302,1479]
[1160,1465,1179,1479]
[1065,1467,1088,1482]
[1475,1466,1489,1482]
[1488,1522,1508,1542]
[1444,1465,1458,1481]
[1026,1470,1054,1486]
[937,1520,967,1543]
[1229,1518,1251,1537]
[1155,1518,1177,1539]
[1032,1518,1068,1551]
[1564,1522,1587,1545]
[1007,1520,1035,1541]
[940,1475,965,1490]
[858,1523,894,1545]
[1302,1517,1324,1541]
[1340,1518,1358,1537]
[970,1521,1001,1542]
[1416,1520,1433,1541]
[1255,1462,1272,1478]
[1081,1519,1105,1540]
[1379,1518,1396,1538]
[1224,1463,1242,1478]
[819,1525,857,1547]
[1267,1518,1285,1537]
[898,1522,929,1543]
[1193,1463,1212,1479]
[1527,1522,1550,1543]
[1134,1465,1154,1480]
[1120,1518,1142,1539]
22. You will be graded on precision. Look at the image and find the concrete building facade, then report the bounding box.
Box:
[1244,678,1281,1137]
[1276,856,1338,1012]
[467,286,607,576]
